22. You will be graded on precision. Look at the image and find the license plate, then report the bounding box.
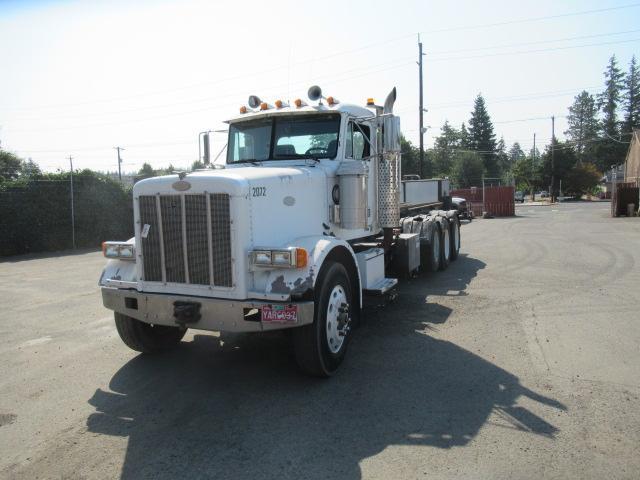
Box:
[261,304,298,323]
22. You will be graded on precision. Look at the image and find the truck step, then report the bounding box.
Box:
[363,277,398,296]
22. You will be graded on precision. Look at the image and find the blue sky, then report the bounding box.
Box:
[0,0,638,172]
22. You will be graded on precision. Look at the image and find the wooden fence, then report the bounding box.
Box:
[450,186,515,217]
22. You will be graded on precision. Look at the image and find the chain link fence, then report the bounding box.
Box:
[0,171,133,257]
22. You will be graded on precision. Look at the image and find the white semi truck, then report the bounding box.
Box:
[99,87,461,376]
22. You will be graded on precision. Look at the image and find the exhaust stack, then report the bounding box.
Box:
[378,87,401,229]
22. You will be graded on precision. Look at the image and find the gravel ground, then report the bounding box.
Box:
[1,202,639,479]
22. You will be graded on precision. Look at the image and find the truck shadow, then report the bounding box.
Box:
[86,254,565,480]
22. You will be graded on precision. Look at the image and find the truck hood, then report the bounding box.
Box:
[133,163,330,247]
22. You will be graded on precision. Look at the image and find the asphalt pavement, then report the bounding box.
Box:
[1,202,639,479]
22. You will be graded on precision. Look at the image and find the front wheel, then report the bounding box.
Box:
[292,261,354,377]
[114,313,186,353]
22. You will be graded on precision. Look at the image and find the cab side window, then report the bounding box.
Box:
[345,122,370,160]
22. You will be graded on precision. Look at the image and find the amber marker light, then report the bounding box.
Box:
[295,248,308,268]
[275,100,283,108]
[239,106,247,114]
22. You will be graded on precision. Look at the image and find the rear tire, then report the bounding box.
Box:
[450,217,460,261]
[439,218,451,271]
[292,261,354,377]
[114,313,186,353]
[423,223,441,273]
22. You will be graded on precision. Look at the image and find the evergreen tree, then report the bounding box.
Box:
[596,55,627,170]
[432,120,460,176]
[495,137,510,175]
[598,55,625,137]
[565,91,599,162]
[459,123,470,148]
[623,55,640,135]
[468,94,498,176]
[508,142,525,163]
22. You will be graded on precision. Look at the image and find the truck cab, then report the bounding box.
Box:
[100,87,461,376]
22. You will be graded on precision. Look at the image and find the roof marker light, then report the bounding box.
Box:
[275,100,285,109]
[239,106,248,114]
[366,98,375,106]
[260,102,269,110]
[294,98,306,108]
[327,96,339,106]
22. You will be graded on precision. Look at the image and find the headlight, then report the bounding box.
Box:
[102,241,136,260]
[250,248,307,268]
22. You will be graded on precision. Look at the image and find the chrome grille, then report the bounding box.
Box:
[138,194,233,287]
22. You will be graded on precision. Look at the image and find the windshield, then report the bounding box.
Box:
[227,114,340,163]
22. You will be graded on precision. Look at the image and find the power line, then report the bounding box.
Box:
[427,37,640,63]
[428,28,640,56]
[3,4,638,114]
[418,3,640,36]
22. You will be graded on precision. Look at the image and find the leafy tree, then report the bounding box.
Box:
[596,55,627,171]
[432,121,460,176]
[539,140,578,195]
[0,150,24,181]
[20,158,42,178]
[468,94,498,176]
[564,163,601,199]
[623,55,640,135]
[450,151,484,188]
[512,156,540,194]
[138,163,156,177]
[400,136,421,176]
[565,91,600,162]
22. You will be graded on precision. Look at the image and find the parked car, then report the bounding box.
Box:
[452,196,473,220]
[514,191,525,203]
[538,191,549,198]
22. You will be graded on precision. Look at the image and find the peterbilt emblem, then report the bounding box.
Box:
[172,180,191,191]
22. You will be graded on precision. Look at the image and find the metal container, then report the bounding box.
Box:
[337,161,368,230]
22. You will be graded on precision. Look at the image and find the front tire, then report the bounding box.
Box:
[114,313,186,353]
[292,261,354,377]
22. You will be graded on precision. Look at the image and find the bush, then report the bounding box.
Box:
[0,170,133,256]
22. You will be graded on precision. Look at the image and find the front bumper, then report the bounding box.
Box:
[101,287,314,333]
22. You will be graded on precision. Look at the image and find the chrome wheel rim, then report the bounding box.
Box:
[432,230,440,265]
[326,285,349,354]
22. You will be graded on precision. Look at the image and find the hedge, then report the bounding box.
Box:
[0,170,133,257]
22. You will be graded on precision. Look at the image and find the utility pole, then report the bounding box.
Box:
[114,146,124,182]
[551,116,555,203]
[69,155,76,249]
[418,37,425,179]
[532,133,536,201]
